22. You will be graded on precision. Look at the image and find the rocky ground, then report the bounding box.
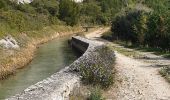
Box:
[86,29,170,100]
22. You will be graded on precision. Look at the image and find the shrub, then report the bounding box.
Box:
[59,0,80,26]
[160,66,170,83]
[78,46,115,88]
[111,9,148,44]
[110,0,170,51]
[80,63,114,88]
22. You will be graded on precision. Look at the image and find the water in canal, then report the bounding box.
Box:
[0,36,78,99]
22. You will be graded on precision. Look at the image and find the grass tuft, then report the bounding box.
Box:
[160,66,170,83]
[88,87,104,100]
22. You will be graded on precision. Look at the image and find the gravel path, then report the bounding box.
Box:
[86,28,170,100]
[109,52,170,100]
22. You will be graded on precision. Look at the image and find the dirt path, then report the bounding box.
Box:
[85,29,170,100]
[85,27,110,39]
[106,52,170,100]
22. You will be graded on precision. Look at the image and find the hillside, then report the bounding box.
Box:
[12,0,83,4]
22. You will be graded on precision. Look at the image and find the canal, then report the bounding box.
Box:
[0,36,78,99]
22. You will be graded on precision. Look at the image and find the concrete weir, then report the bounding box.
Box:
[7,36,114,100]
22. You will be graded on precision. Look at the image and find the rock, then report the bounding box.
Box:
[10,0,33,4]
[0,35,20,49]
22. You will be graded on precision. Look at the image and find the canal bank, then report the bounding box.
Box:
[7,28,115,100]
[0,36,79,99]
[0,26,82,80]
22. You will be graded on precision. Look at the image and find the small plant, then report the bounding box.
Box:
[88,87,104,100]
[160,66,170,83]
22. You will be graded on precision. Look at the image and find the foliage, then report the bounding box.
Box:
[0,0,131,33]
[0,0,7,9]
[59,0,80,26]
[30,0,59,16]
[111,9,148,44]
[146,12,170,50]
[80,2,101,25]
[111,0,170,51]
[79,0,127,25]
[0,0,63,36]
[79,46,115,88]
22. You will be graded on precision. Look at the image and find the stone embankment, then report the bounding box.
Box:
[7,36,115,100]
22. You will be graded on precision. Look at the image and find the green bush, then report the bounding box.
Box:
[111,4,170,51]
[59,0,80,26]
[111,9,148,44]
[0,0,62,35]
[78,46,115,88]
[110,0,170,51]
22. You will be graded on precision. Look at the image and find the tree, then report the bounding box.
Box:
[0,1,6,9]
[59,0,80,26]
[30,0,59,16]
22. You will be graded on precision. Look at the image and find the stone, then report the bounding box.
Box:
[0,35,20,49]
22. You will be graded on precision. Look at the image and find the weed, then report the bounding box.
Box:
[88,87,104,100]
[160,66,170,83]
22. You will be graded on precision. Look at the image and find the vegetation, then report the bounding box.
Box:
[80,0,125,25]
[0,0,62,37]
[88,87,104,100]
[0,0,125,36]
[59,0,80,26]
[110,0,170,51]
[1,0,169,40]
[160,67,170,83]
[0,0,121,82]
[0,0,170,91]
[100,0,170,83]
[79,46,115,88]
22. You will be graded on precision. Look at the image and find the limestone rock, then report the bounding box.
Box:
[0,35,20,49]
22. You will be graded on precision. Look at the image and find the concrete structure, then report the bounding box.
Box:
[7,36,115,100]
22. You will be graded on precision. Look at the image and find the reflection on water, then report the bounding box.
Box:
[0,36,78,99]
